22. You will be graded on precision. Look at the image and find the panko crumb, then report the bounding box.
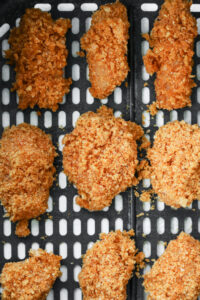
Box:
[77,51,85,57]
[148,121,200,208]
[143,232,200,300]
[143,0,197,111]
[79,230,144,300]
[0,248,61,300]
[148,101,158,116]
[62,105,143,211]
[81,1,130,99]
[0,123,57,236]
[140,190,153,203]
[6,8,72,111]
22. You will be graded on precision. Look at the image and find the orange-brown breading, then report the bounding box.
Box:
[1,248,62,300]
[0,123,57,237]
[79,230,139,300]
[6,8,72,111]
[143,0,197,111]
[81,1,130,99]
[143,232,200,300]
[148,121,200,208]
[62,106,143,211]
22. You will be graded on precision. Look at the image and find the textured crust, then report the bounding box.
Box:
[0,248,62,300]
[143,0,197,110]
[6,8,72,111]
[148,121,200,208]
[143,232,200,300]
[0,123,57,236]
[79,230,138,300]
[81,1,130,99]
[62,105,143,211]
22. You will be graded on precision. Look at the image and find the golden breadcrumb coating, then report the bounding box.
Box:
[1,248,61,300]
[0,123,57,236]
[143,0,197,111]
[148,121,200,208]
[144,232,200,300]
[6,8,72,111]
[63,106,143,211]
[81,1,130,99]
[79,230,142,300]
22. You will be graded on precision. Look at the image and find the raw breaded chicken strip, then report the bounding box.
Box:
[62,106,143,211]
[144,232,200,300]
[81,1,130,99]
[148,121,200,208]
[0,123,57,237]
[79,230,143,300]
[143,0,197,112]
[1,248,61,300]
[6,8,72,111]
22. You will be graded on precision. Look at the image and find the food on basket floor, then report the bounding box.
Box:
[62,105,143,211]
[6,8,72,111]
[79,230,144,300]
[81,1,129,99]
[148,121,200,208]
[143,0,197,112]
[0,248,61,300]
[144,232,200,300]
[0,123,57,237]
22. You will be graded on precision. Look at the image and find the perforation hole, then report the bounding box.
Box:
[81,3,98,11]
[141,3,158,11]
[115,195,123,212]
[31,242,39,250]
[101,218,109,234]
[74,288,82,300]
[31,219,39,236]
[72,88,80,105]
[57,3,75,11]
[141,17,149,34]
[45,242,53,253]
[156,111,164,127]
[183,110,191,124]
[143,178,150,188]
[16,111,24,125]
[143,241,151,258]
[142,87,150,104]
[85,17,92,31]
[114,87,122,104]
[2,112,10,127]
[198,111,200,126]
[4,243,11,260]
[45,219,53,236]
[142,66,149,81]
[60,266,68,282]
[73,195,81,212]
[143,201,150,212]
[157,217,165,234]
[198,217,200,232]
[44,111,52,128]
[114,110,122,118]
[59,172,67,189]
[72,64,80,81]
[101,98,108,105]
[72,41,80,58]
[16,18,20,27]
[18,243,25,259]
[141,41,149,56]
[87,218,95,235]
[47,291,54,300]
[72,18,80,34]
[170,110,178,121]
[74,265,81,282]
[0,24,10,38]
[171,217,179,234]
[197,19,200,35]
[115,218,123,230]
[59,219,67,236]
[30,111,38,126]
[58,135,64,152]
[197,87,200,104]
[2,65,9,81]
[191,4,200,12]
[86,88,94,104]
[2,39,9,57]
[59,195,67,213]
[60,289,68,299]
[3,219,11,236]
[184,217,192,233]
[59,242,68,259]
[197,64,200,80]
[2,88,9,105]
[58,111,66,128]
[142,111,150,128]
[86,65,89,80]
[143,218,151,235]
[72,111,80,127]
[196,41,200,57]
[157,241,165,256]
[73,219,81,236]
[34,3,51,11]
[73,242,81,259]
[157,200,165,211]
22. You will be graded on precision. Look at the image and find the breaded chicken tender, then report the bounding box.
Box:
[0,123,57,237]
[143,0,197,111]
[144,232,200,300]
[79,230,142,300]
[1,248,61,300]
[148,121,200,208]
[81,1,130,99]
[62,106,143,211]
[6,8,72,111]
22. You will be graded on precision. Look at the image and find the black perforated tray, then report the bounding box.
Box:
[0,0,199,299]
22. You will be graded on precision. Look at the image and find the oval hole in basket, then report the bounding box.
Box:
[73,242,81,259]
[16,111,24,125]
[18,242,25,259]
[59,195,67,212]
[57,3,75,11]
[2,111,10,128]
[59,172,67,189]
[87,218,95,235]
[2,88,10,105]
[73,195,81,212]
[143,217,151,235]
[73,218,81,235]
[86,88,94,104]
[142,65,149,81]
[59,242,68,259]
[47,290,54,300]
[3,219,11,236]
[45,242,53,253]
[74,288,82,300]
[141,17,149,34]
[72,87,80,104]
[191,4,200,12]
[81,3,98,11]
[60,288,68,299]
[184,217,192,233]
[101,218,109,234]
[45,219,53,236]
[60,266,68,282]
[72,18,80,34]
[141,40,149,56]
[142,87,150,104]
[30,111,38,126]
[0,24,10,38]
[143,241,151,258]
[72,64,80,81]
[59,219,67,236]
[115,194,123,212]
[157,241,165,256]
[157,217,165,234]
[141,3,158,11]
[31,219,39,236]
[2,39,9,57]
[34,3,51,11]
[115,218,123,231]
[171,217,179,234]
[4,243,11,259]
[74,265,81,282]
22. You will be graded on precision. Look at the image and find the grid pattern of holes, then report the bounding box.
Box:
[0,1,130,300]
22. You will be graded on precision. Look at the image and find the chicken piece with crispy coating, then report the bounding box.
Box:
[0,123,57,237]
[62,106,143,211]
[81,1,130,99]
[143,0,197,112]
[6,8,72,111]
[144,232,200,300]
[0,248,61,300]
[79,230,143,300]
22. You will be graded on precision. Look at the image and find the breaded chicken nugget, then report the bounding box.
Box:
[148,121,200,208]
[6,8,72,111]
[0,123,57,237]
[62,106,143,211]
[144,232,200,300]
[1,248,61,300]
[81,1,130,99]
[79,230,143,300]
[143,0,197,111]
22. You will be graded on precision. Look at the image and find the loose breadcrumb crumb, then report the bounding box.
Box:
[140,190,153,203]
[63,106,143,211]
[0,123,57,236]
[6,8,72,111]
[148,101,158,116]
[143,0,197,111]
[148,121,200,208]
[144,232,200,300]
[79,230,144,300]
[81,1,130,99]
[77,51,85,57]
[0,248,62,300]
